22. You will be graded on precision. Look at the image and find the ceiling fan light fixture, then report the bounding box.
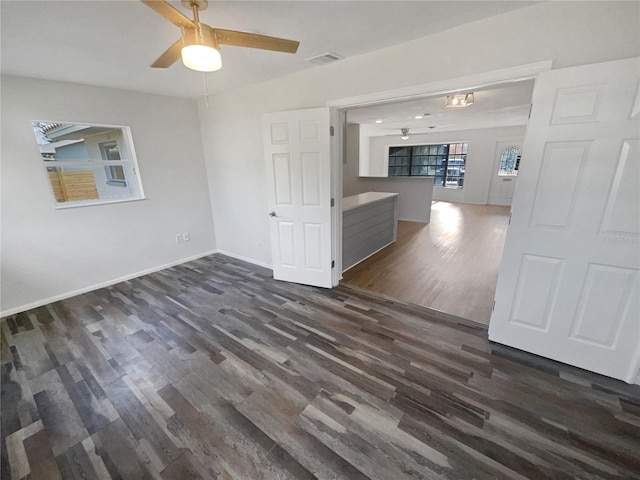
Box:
[181,44,221,71]
[445,93,474,108]
[181,25,222,72]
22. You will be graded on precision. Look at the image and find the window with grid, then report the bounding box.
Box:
[388,142,468,188]
[498,146,521,176]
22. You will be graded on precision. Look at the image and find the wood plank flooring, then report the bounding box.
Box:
[2,254,640,479]
[342,202,511,324]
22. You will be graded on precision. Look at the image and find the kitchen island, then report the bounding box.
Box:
[342,192,399,272]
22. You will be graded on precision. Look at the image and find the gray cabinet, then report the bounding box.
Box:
[342,192,398,272]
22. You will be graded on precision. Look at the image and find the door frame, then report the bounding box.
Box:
[326,60,553,285]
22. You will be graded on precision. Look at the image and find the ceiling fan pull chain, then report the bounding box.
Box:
[202,72,209,108]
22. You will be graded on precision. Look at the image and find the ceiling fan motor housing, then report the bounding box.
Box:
[181,24,219,51]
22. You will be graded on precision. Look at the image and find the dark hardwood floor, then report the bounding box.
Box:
[2,254,639,479]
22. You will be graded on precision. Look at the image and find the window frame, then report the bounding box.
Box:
[99,141,127,186]
[32,121,146,209]
[388,141,468,189]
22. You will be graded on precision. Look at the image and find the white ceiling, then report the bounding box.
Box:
[347,79,535,137]
[0,1,537,98]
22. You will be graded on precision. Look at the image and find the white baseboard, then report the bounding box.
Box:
[1,250,217,318]
[215,249,273,270]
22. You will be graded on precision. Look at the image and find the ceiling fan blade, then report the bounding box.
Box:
[151,38,183,68]
[214,29,299,54]
[140,0,196,28]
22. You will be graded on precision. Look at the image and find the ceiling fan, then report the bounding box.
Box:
[140,0,300,72]
[380,124,455,138]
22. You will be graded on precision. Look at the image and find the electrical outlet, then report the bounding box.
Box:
[182,232,190,242]
[176,233,183,243]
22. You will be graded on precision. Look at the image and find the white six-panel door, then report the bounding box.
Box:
[262,107,333,288]
[489,57,640,383]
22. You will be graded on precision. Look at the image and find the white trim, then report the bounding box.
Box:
[327,60,552,109]
[631,344,640,385]
[53,196,147,210]
[0,250,217,318]
[215,249,273,270]
[329,107,344,287]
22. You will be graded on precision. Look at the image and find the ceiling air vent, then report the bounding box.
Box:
[305,52,343,66]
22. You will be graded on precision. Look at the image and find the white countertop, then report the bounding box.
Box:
[342,192,399,212]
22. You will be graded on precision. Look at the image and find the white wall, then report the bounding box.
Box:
[1,76,217,315]
[198,1,639,267]
[352,126,527,205]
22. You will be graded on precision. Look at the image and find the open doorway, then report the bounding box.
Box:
[335,77,536,325]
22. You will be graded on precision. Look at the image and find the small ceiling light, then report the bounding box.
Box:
[182,44,221,71]
[400,128,410,140]
[375,119,383,124]
[414,115,423,120]
[445,93,475,108]
[181,25,222,72]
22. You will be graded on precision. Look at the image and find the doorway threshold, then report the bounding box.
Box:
[337,282,489,335]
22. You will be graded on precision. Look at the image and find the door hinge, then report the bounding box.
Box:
[331,260,335,269]
[508,211,512,225]
[492,300,496,311]
[528,103,533,119]
[329,125,335,136]
[330,198,335,207]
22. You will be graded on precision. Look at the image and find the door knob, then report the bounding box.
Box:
[269,211,277,217]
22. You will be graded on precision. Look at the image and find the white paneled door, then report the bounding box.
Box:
[488,139,523,206]
[263,107,333,288]
[489,57,640,383]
